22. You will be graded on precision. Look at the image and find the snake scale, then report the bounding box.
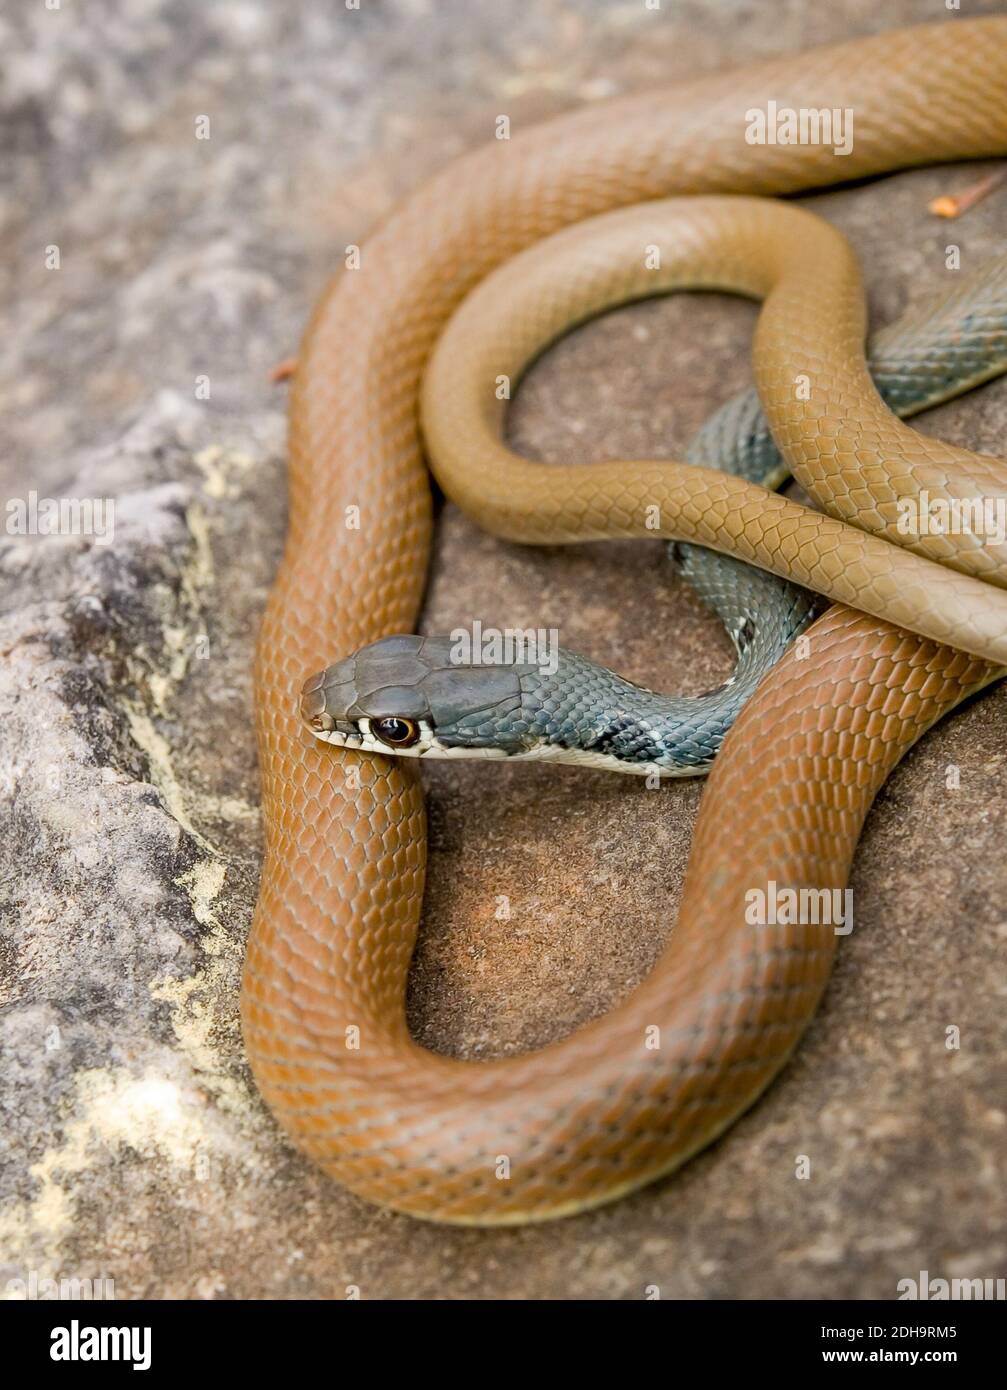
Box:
[242,18,1007,1224]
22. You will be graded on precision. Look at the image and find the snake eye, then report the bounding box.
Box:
[372,716,420,748]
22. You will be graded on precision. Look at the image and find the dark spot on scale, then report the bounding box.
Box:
[585,717,635,754]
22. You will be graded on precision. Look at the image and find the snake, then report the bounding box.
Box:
[303,243,1007,777]
[241,17,1007,1225]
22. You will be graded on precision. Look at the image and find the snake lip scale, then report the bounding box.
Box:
[243,17,1007,1225]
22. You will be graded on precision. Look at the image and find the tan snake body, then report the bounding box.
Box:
[241,19,1007,1223]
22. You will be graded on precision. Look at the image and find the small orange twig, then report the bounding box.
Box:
[929,167,1007,219]
[268,356,298,384]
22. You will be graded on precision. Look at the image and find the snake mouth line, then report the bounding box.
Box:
[307,717,704,777]
[308,714,519,761]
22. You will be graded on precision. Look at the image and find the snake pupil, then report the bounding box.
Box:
[373,716,419,747]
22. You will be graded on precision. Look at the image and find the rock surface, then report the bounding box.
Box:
[1,0,1005,1300]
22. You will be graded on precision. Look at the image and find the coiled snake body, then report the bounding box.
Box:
[243,19,1007,1224]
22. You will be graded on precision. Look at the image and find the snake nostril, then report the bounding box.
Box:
[300,686,333,728]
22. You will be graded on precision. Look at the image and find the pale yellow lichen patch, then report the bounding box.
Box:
[150,973,252,1121]
[108,443,259,857]
[123,495,216,719]
[159,621,194,689]
[0,1064,232,1272]
[191,791,260,825]
[149,859,263,1127]
[115,495,227,842]
[194,444,229,499]
[176,859,226,943]
[183,502,215,594]
[123,705,218,855]
[193,443,256,501]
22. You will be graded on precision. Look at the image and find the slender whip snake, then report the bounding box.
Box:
[242,18,1007,1223]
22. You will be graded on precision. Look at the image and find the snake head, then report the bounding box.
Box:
[300,634,531,759]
